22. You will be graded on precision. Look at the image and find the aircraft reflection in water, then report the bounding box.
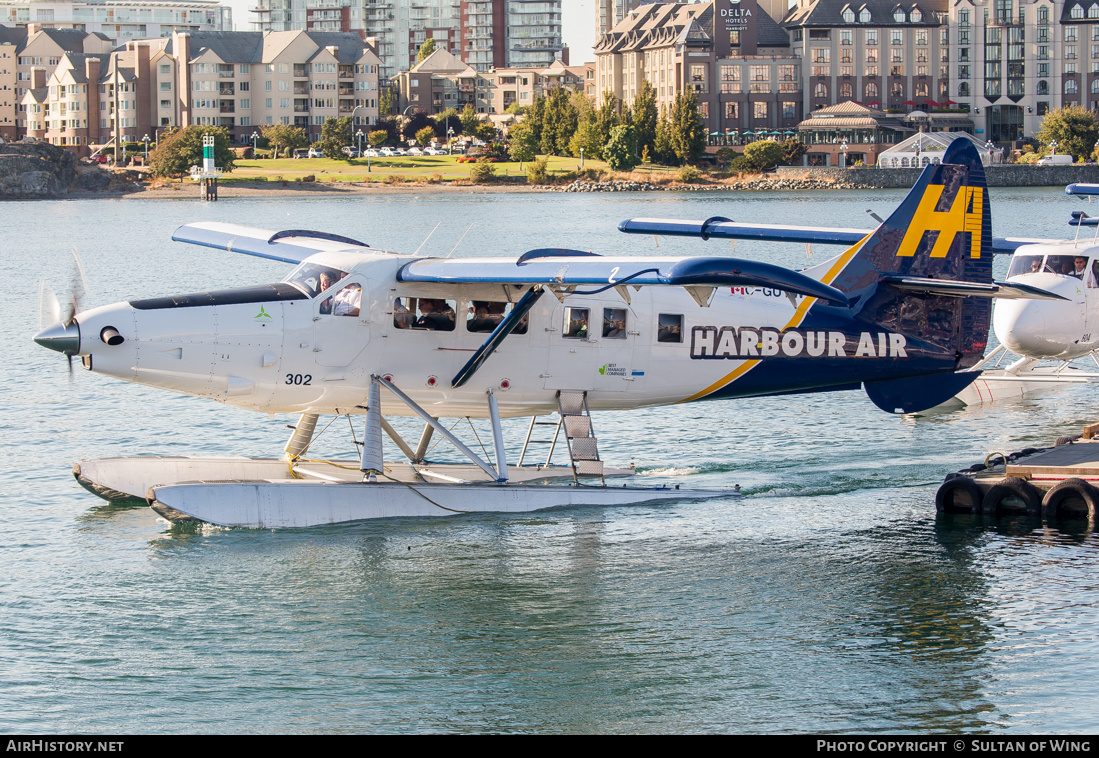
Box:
[34,140,1055,527]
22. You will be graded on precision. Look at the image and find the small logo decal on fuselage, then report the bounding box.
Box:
[690,326,907,359]
[255,306,272,320]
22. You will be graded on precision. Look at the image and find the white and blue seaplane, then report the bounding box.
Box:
[34,140,1051,528]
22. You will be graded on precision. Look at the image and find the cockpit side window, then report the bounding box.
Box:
[320,283,361,316]
[283,262,350,297]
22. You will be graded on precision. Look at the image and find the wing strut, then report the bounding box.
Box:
[452,286,546,388]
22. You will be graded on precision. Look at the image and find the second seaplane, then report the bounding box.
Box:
[34,140,1052,527]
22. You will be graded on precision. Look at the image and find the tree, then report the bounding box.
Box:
[379,88,397,116]
[604,124,638,171]
[569,112,603,159]
[508,121,538,164]
[319,116,353,159]
[474,120,497,142]
[633,79,658,164]
[434,109,462,140]
[781,137,808,166]
[742,140,785,171]
[1037,105,1099,160]
[417,38,437,63]
[261,124,307,157]
[667,89,706,165]
[540,87,578,155]
[654,107,674,164]
[459,104,481,135]
[402,110,432,142]
[368,130,389,148]
[415,126,436,147]
[147,126,236,178]
[595,91,621,152]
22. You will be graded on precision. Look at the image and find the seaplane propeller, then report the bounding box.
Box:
[36,248,89,374]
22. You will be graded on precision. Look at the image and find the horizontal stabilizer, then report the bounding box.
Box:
[173,222,370,264]
[1066,183,1099,196]
[398,255,850,306]
[617,217,1053,254]
[880,275,1069,301]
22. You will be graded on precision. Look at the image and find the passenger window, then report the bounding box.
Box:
[1047,255,1076,275]
[563,307,589,339]
[402,297,456,331]
[658,314,683,343]
[603,308,627,339]
[466,300,527,334]
[321,282,361,317]
[393,297,415,328]
[1091,260,1099,288]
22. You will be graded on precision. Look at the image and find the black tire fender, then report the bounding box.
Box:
[936,475,983,513]
[981,476,1042,516]
[1041,478,1099,520]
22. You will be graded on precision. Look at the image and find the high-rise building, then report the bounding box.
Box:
[0,0,232,39]
[251,0,564,79]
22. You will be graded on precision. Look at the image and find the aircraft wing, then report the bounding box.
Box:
[172,222,370,264]
[397,252,850,306]
[617,217,1054,254]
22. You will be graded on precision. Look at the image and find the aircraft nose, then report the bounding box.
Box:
[33,320,80,355]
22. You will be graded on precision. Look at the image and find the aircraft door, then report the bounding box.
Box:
[542,300,636,392]
[1086,260,1099,347]
[313,276,374,367]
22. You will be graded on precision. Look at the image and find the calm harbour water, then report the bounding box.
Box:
[3,186,1099,734]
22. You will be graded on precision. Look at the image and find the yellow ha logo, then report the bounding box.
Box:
[897,183,984,259]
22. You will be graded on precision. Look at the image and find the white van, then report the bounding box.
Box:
[1037,155,1073,165]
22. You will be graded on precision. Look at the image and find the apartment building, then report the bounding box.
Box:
[0,0,231,39]
[252,0,462,79]
[483,57,584,113]
[0,25,20,138]
[22,28,381,154]
[250,0,565,80]
[594,0,805,136]
[596,0,688,37]
[21,43,150,149]
[390,46,490,113]
[14,26,114,132]
[460,0,564,71]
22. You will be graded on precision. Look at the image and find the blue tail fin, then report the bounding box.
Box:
[819,139,993,411]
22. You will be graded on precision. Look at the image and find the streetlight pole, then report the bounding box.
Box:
[840,139,848,168]
[580,147,584,170]
[447,126,454,154]
[251,130,259,158]
[1050,139,1059,156]
[356,129,363,156]
[143,133,150,164]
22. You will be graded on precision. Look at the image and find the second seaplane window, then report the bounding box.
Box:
[658,314,683,343]
[603,308,627,339]
[467,301,528,334]
[395,297,456,331]
[563,307,589,339]
[320,283,361,317]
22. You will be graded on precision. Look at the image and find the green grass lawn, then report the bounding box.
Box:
[219,153,677,184]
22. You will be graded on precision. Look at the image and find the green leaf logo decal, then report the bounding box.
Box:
[255,306,272,320]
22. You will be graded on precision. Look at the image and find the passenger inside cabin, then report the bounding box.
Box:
[415,299,456,331]
[393,298,414,328]
[467,301,507,332]
[564,307,589,338]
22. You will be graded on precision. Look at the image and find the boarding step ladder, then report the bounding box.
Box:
[518,414,565,467]
[557,390,605,485]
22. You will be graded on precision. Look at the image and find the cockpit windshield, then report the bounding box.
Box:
[1008,254,1092,278]
[283,262,350,297]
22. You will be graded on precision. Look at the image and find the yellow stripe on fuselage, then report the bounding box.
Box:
[680,233,871,403]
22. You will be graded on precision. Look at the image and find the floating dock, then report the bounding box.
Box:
[937,422,1099,519]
